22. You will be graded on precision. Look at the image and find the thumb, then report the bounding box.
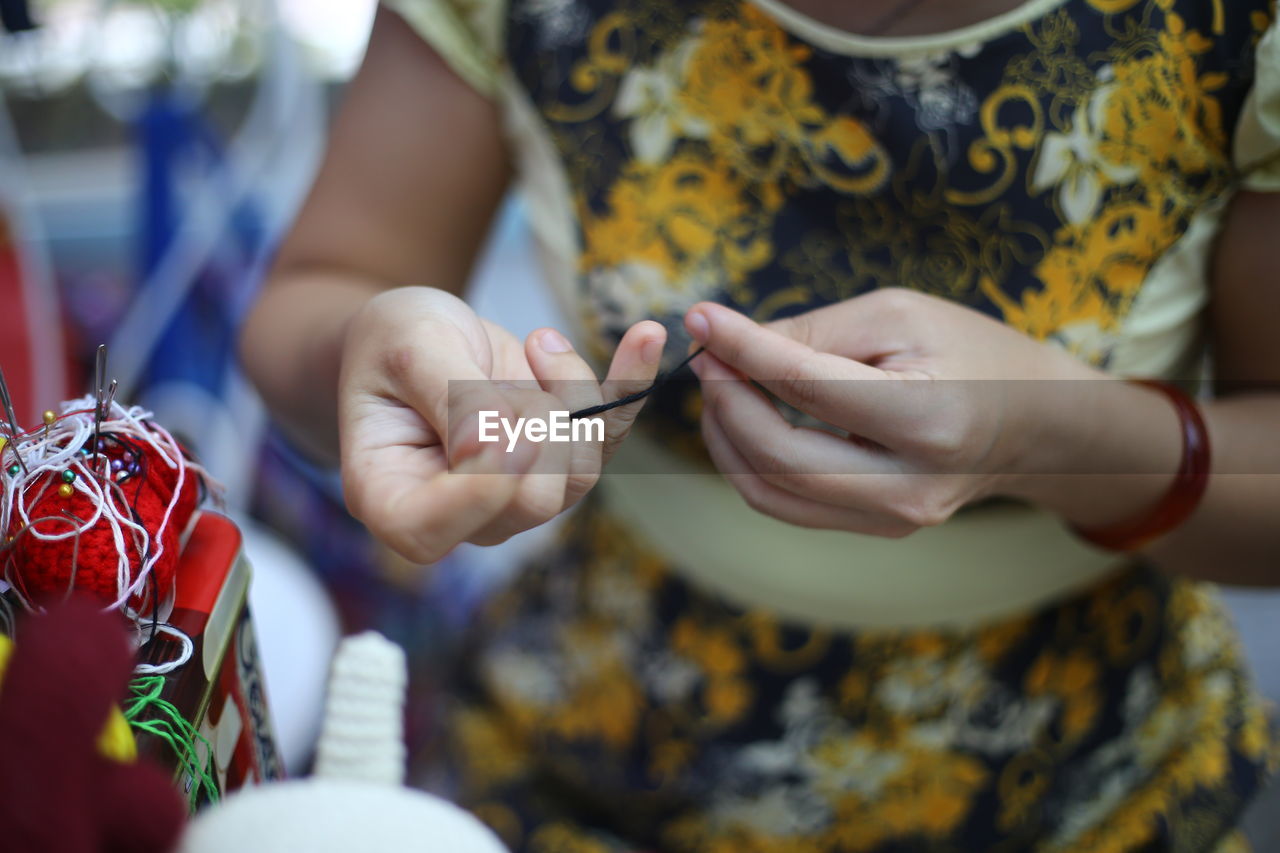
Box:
[597,320,667,463]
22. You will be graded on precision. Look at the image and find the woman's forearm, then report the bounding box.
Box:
[1008,380,1280,584]
[1144,394,1280,583]
[1009,187,1280,584]
[240,270,388,464]
[237,7,513,463]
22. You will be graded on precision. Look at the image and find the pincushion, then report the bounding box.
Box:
[2,395,211,646]
[6,433,199,612]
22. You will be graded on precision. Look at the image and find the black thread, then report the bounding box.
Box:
[570,348,704,420]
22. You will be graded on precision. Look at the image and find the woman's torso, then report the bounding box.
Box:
[470,0,1276,626]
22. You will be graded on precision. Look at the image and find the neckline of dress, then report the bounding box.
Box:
[745,0,1073,57]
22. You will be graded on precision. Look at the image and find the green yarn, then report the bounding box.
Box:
[124,676,220,812]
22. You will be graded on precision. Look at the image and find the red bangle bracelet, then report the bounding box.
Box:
[1071,379,1211,553]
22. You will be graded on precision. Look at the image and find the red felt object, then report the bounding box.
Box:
[5,436,199,611]
[0,595,187,853]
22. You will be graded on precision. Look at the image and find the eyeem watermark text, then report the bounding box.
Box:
[478,411,604,452]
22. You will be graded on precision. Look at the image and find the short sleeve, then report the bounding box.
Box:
[1235,13,1280,191]
[380,0,506,99]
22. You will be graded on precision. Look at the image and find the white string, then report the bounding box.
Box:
[1,395,214,620]
[132,622,195,676]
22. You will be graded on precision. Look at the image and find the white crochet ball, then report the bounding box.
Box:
[178,779,508,853]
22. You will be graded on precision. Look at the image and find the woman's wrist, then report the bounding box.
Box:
[242,272,393,462]
[1000,372,1185,531]
[1071,380,1212,551]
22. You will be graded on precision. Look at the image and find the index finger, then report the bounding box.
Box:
[685,302,919,441]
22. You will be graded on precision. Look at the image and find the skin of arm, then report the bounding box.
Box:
[1014,189,1280,583]
[1110,189,1280,583]
[240,7,513,463]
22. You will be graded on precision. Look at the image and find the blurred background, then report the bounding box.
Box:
[0,0,563,783]
[2,0,1278,842]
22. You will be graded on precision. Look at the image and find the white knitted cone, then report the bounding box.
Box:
[313,631,408,785]
[179,630,509,853]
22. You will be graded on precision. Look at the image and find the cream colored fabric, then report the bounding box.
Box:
[1106,199,1223,378]
[745,0,1069,58]
[601,432,1125,630]
[381,0,506,98]
[1236,15,1280,191]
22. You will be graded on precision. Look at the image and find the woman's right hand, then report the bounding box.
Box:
[338,287,666,563]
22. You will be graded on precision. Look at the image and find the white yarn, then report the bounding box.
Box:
[0,396,212,614]
[1,396,216,674]
[314,632,409,786]
[178,780,510,853]
[131,622,196,676]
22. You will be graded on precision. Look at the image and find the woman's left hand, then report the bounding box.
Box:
[683,288,1114,537]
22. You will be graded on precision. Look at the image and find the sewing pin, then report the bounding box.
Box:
[92,345,108,475]
[0,366,29,476]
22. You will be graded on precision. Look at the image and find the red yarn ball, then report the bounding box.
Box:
[5,433,200,612]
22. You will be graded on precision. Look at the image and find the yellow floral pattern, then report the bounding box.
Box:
[443,501,1276,851]
[1001,5,1247,350]
[498,0,1276,373]
[575,5,891,345]
[676,8,890,195]
[581,151,774,287]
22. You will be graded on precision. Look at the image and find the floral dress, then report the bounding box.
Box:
[383,0,1280,849]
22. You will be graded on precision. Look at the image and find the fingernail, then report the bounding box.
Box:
[539,329,572,354]
[641,337,664,365]
[685,310,709,343]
